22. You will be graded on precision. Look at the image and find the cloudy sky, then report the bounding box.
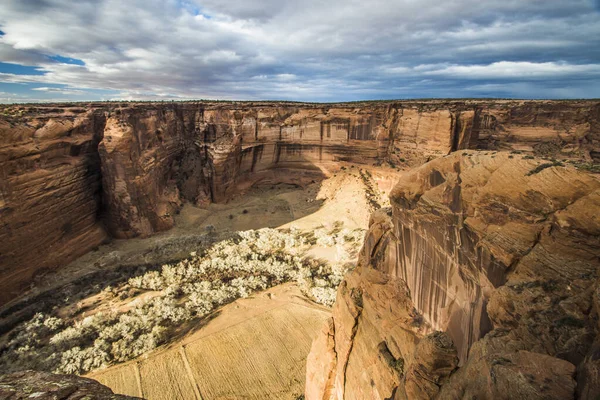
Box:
[0,0,599,102]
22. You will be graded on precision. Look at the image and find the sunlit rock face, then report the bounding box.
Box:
[0,100,598,305]
[306,151,600,399]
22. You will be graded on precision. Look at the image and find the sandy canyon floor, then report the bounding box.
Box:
[0,164,400,400]
[21,164,396,294]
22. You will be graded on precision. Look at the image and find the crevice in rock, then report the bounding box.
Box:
[341,290,364,397]
[450,111,461,153]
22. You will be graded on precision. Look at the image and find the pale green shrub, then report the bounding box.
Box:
[0,226,364,375]
[310,287,338,307]
[128,270,164,290]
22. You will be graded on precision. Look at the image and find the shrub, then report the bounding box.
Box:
[0,227,363,375]
[526,160,564,176]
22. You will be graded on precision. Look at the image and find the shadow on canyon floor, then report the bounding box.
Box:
[0,160,399,323]
[0,176,327,329]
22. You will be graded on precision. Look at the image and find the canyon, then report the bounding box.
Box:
[1,100,598,306]
[0,99,599,399]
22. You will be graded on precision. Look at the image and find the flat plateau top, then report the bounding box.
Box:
[1,98,598,109]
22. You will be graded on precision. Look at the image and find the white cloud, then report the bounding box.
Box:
[423,61,600,79]
[31,86,86,95]
[0,0,598,101]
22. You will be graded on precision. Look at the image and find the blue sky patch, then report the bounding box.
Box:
[0,62,45,75]
[49,55,85,66]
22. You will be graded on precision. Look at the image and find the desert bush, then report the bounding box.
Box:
[310,287,338,307]
[128,270,164,290]
[0,226,363,375]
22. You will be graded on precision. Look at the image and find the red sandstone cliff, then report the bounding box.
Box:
[0,107,107,305]
[0,100,598,306]
[306,151,600,399]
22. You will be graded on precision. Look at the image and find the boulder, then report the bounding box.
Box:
[0,370,138,399]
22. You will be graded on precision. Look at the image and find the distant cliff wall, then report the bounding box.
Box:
[0,100,598,305]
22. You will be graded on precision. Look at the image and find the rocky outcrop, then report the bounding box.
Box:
[0,100,598,306]
[0,370,138,399]
[306,151,600,399]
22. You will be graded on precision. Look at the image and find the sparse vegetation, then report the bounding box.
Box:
[392,358,405,374]
[570,161,600,174]
[526,160,564,176]
[0,226,363,376]
[359,169,382,211]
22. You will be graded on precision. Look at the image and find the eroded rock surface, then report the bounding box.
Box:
[0,370,137,399]
[306,151,600,399]
[0,100,598,305]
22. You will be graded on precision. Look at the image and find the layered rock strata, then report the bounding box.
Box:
[0,100,598,305]
[306,151,600,399]
[0,108,108,306]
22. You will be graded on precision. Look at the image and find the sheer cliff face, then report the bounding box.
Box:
[306,152,600,399]
[0,107,108,305]
[99,107,195,238]
[0,100,599,306]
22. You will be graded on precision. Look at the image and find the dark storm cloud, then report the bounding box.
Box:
[0,0,598,102]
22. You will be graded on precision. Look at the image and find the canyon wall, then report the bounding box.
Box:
[306,151,600,399]
[0,100,598,305]
[0,107,108,305]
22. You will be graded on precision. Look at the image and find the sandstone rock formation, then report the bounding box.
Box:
[99,109,190,238]
[0,108,108,306]
[0,100,598,306]
[0,370,138,399]
[306,151,600,399]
